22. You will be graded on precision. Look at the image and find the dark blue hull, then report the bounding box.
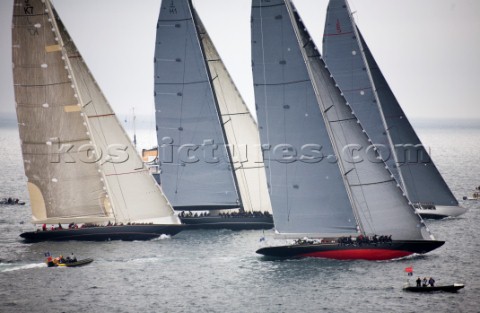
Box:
[418,213,449,220]
[180,216,273,230]
[20,224,185,242]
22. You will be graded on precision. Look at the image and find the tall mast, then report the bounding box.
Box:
[132,107,137,148]
[188,0,244,211]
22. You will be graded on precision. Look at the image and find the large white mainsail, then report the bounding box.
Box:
[12,0,180,229]
[12,0,111,224]
[323,0,466,218]
[194,9,272,214]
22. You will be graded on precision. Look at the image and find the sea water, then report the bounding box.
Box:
[0,119,479,313]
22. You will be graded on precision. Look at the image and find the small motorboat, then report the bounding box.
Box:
[0,198,25,205]
[464,191,479,201]
[46,256,93,268]
[463,186,480,201]
[403,283,465,293]
[56,258,93,267]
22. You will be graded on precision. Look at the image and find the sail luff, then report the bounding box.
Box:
[189,0,244,211]
[193,5,272,214]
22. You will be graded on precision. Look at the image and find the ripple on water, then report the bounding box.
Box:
[1,125,479,313]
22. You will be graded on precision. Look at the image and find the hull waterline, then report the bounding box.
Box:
[256,240,445,261]
[20,224,185,242]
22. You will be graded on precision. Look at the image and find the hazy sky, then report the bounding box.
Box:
[1,0,479,126]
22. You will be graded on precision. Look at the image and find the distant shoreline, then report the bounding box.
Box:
[0,115,17,128]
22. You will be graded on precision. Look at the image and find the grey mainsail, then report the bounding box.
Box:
[154,0,240,211]
[194,9,273,214]
[252,0,427,240]
[251,0,357,236]
[323,0,458,207]
[12,0,180,226]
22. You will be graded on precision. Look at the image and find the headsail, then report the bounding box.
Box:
[12,0,110,224]
[194,8,272,214]
[55,6,179,225]
[323,0,458,207]
[154,0,240,211]
[251,0,358,237]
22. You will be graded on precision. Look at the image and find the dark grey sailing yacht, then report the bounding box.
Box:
[153,0,273,230]
[322,0,466,219]
[251,0,443,260]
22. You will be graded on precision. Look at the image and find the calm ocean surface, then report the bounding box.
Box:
[0,119,479,313]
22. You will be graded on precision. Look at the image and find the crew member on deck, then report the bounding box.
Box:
[416,277,421,287]
[428,277,435,287]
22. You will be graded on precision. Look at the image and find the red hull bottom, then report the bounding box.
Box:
[256,240,444,261]
[299,249,412,261]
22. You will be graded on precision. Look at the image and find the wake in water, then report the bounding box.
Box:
[1,262,46,273]
[151,234,171,241]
